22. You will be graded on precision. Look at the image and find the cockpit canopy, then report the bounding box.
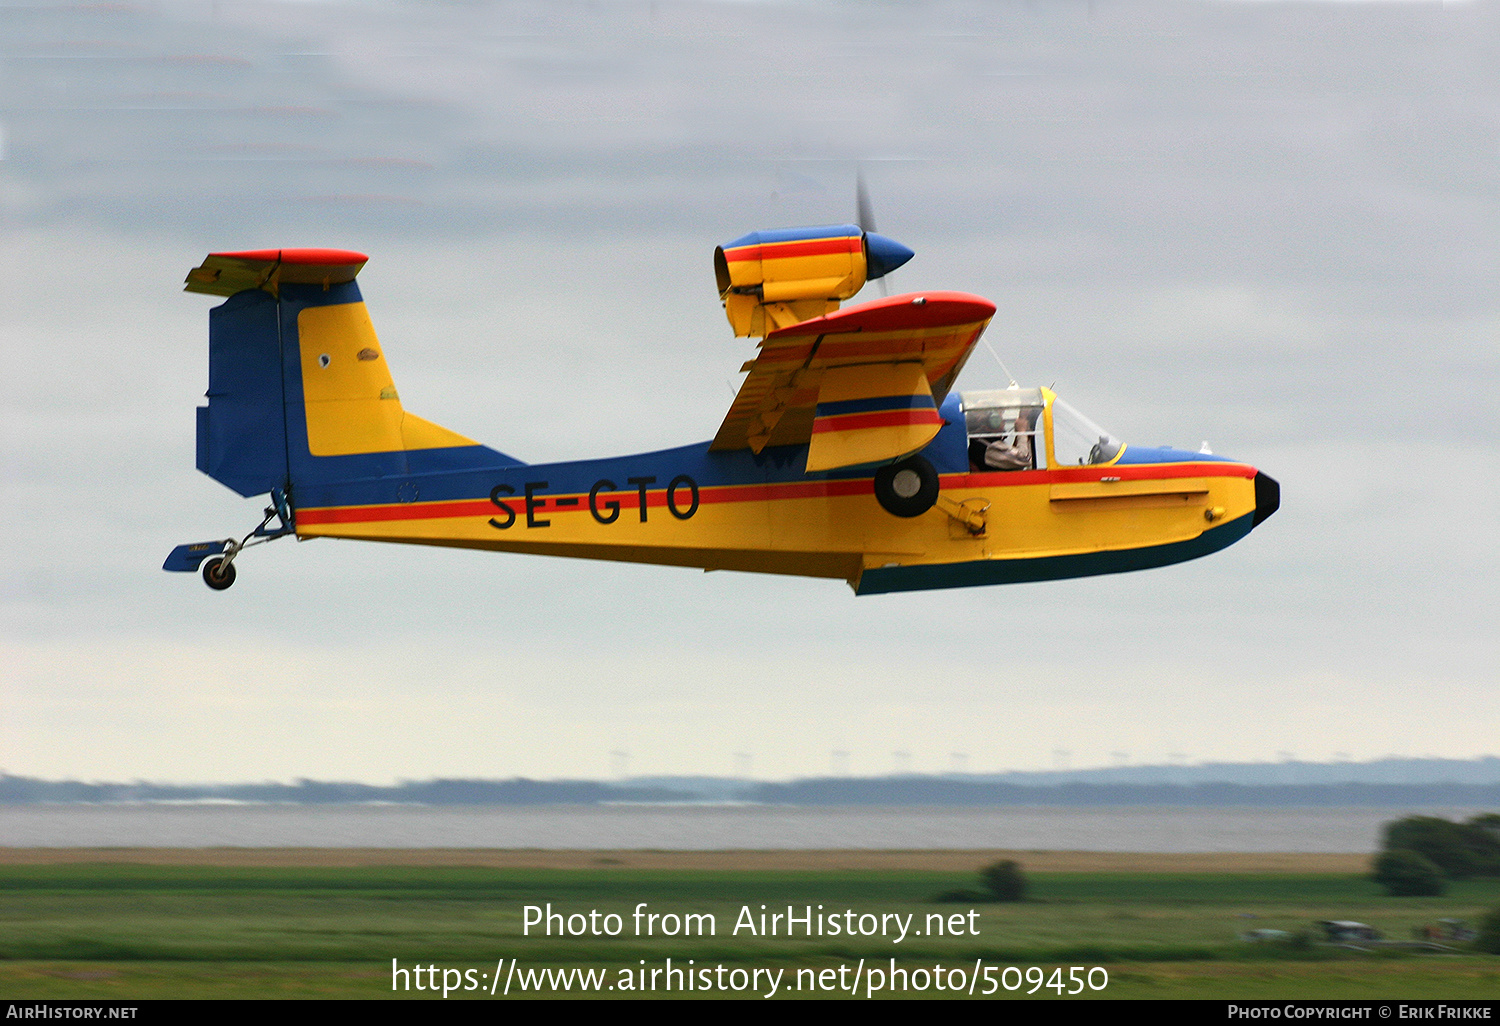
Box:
[960,388,1123,470]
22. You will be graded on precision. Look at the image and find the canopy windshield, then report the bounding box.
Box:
[1050,397,1123,466]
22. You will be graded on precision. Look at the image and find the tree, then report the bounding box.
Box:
[1467,815,1500,873]
[980,859,1027,902]
[1383,816,1500,879]
[1372,848,1445,897]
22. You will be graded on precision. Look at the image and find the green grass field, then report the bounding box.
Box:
[1,861,1497,999]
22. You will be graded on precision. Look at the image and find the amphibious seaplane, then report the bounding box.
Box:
[164,225,1278,594]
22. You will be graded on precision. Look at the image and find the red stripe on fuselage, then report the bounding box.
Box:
[296,498,496,525]
[956,462,1257,488]
[296,477,876,526]
[294,462,1256,526]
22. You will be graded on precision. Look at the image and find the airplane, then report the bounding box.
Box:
[163,225,1278,595]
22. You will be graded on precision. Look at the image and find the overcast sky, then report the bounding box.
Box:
[2,0,1497,784]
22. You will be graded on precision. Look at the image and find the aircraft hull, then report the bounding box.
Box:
[294,447,1265,593]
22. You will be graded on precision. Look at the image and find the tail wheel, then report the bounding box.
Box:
[202,556,237,591]
[873,455,940,518]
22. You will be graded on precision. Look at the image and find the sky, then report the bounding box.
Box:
[2,0,1497,784]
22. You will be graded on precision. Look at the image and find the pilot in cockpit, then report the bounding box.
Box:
[969,407,1038,471]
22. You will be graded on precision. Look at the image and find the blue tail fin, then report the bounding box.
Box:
[189,249,520,508]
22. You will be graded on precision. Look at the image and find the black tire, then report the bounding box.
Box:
[873,455,940,518]
[202,556,236,591]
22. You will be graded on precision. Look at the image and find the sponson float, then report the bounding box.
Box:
[164,225,1278,593]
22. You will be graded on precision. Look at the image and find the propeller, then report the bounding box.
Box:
[857,171,877,235]
[856,170,888,297]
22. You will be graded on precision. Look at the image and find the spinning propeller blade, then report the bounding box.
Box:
[857,171,878,235]
[856,171,889,297]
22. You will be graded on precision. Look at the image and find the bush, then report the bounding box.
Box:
[1372,848,1446,896]
[1477,909,1500,955]
[980,859,1027,902]
[1465,815,1500,875]
[1382,815,1500,879]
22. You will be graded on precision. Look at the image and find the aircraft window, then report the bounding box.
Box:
[961,389,1046,471]
[1050,398,1123,466]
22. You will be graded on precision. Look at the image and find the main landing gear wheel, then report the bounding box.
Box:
[873,455,940,518]
[202,556,237,591]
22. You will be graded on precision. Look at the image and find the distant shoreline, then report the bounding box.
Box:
[7,763,1500,807]
[0,847,1369,872]
[6,787,1500,808]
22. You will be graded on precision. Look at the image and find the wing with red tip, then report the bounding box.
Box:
[710,291,996,467]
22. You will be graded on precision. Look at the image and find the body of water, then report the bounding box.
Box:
[0,804,1470,851]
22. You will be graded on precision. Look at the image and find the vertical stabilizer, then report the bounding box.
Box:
[187,249,518,507]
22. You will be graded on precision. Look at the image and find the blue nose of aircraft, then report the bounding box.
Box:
[864,232,916,280]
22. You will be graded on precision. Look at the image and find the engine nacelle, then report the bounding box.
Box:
[714,224,914,337]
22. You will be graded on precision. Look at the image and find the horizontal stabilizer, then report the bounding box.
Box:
[163,540,229,572]
[185,248,368,297]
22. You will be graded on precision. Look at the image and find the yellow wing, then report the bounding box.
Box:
[710,291,997,471]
